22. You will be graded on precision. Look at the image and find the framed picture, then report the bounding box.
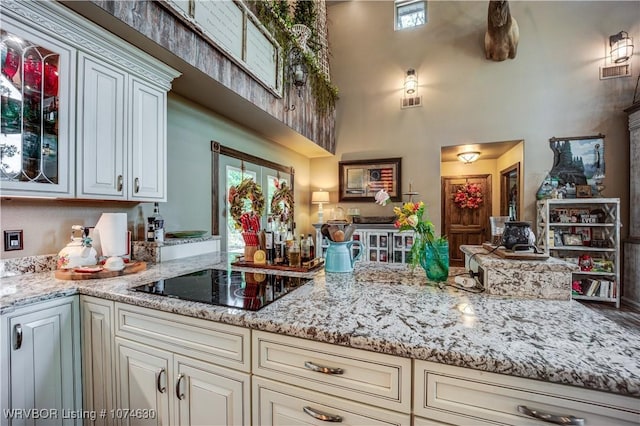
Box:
[547,134,605,195]
[563,233,583,246]
[574,227,591,245]
[576,185,592,198]
[339,158,402,202]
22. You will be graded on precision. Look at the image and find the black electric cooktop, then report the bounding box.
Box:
[130,269,310,311]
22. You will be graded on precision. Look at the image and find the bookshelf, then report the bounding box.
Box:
[536,198,621,307]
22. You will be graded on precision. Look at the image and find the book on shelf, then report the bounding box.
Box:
[584,278,601,297]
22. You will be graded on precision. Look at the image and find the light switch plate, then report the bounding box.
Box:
[4,230,23,251]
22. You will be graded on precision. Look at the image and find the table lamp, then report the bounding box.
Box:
[95,213,128,271]
[311,190,330,224]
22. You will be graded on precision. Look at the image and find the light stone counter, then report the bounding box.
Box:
[1,253,638,398]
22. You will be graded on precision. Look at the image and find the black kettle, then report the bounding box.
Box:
[502,221,534,251]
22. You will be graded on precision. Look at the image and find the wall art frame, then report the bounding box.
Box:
[548,134,605,196]
[338,158,402,202]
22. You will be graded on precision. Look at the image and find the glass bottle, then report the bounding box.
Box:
[152,202,164,242]
[307,234,315,260]
[284,227,294,264]
[265,217,275,263]
[289,235,301,267]
[301,233,311,263]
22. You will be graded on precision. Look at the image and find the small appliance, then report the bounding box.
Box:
[130,269,310,311]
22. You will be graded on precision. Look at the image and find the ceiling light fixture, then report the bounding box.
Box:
[457,152,481,164]
[610,31,634,63]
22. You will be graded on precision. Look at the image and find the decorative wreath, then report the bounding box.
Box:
[228,178,265,230]
[271,180,294,223]
[454,182,483,209]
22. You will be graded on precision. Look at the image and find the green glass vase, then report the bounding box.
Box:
[420,240,449,282]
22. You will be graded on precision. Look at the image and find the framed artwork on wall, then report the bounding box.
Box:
[547,134,605,196]
[338,158,402,202]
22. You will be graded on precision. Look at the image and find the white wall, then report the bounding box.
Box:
[317,1,638,235]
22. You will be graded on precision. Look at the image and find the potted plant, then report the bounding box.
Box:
[292,0,317,52]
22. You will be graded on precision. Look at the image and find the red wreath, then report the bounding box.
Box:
[454,183,483,209]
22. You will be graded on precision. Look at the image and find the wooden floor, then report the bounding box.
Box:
[579,301,640,333]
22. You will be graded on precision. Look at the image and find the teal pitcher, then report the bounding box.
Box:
[324,240,363,273]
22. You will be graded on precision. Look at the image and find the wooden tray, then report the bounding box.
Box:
[482,243,549,260]
[231,258,324,273]
[55,261,147,280]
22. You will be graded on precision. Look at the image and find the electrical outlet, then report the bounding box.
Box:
[4,230,23,251]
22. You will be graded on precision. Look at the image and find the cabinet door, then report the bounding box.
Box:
[175,355,250,426]
[81,296,115,426]
[6,298,79,426]
[129,77,166,201]
[116,338,171,426]
[0,18,75,197]
[77,53,127,199]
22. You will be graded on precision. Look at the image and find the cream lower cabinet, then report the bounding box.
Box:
[414,360,640,426]
[1,296,81,426]
[252,330,411,426]
[81,298,251,426]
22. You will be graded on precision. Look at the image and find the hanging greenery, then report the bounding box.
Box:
[253,0,339,115]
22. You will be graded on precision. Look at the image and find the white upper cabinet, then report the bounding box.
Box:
[1,0,180,200]
[0,17,76,198]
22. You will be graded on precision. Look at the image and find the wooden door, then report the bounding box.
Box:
[441,175,492,267]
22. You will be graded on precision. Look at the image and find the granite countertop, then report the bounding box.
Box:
[1,253,639,398]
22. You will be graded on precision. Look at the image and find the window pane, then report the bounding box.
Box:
[395,1,426,30]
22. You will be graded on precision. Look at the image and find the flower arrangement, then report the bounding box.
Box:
[454,182,483,209]
[228,177,265,231]
[270,179,294,224]
[393,200,446,269]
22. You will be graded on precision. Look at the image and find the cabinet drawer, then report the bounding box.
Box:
[252,330,411,413]
[414,360,640,425]
[115,302,250,372]
[253,376,410,426]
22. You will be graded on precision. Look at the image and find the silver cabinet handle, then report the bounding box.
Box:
[156,368,166,393]
[303,406,342,422]
[13,324,22,350]
[175,374,185,400]
[134,177,140,194]
[117,174,123,192]
[304,361,344,375]
[518,405,585,425]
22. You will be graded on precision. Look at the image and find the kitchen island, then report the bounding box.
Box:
[2,252,638,399]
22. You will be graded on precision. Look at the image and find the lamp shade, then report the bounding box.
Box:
[457,152,481,164]
[311,190,330,204]
[610,31,634,63]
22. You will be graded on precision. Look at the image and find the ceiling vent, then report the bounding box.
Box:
[599,63,631,80]
[401,96,422,109]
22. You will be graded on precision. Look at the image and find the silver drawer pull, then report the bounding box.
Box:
[303,406,342,422]
[13,324,22,350]
[304,361,344,375]
[156,368,166,393]
[175,374,185,400]
[518,405,585,425]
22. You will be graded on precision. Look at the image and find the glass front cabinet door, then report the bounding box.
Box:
[0,18,75,197]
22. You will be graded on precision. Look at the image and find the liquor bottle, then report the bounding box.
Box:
[265,217,275,263]
[301,234,311,263]
[307,234,315,260]
[146,217,155,242]
[289,235,301,267]
[284,227,294,264]
[152,202,164,242]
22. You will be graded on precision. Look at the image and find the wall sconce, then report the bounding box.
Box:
[457,152,480,164]
[404,68,417,95]
[285,47,308,111]
[610,31,634,63]
[311,190,330,223]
